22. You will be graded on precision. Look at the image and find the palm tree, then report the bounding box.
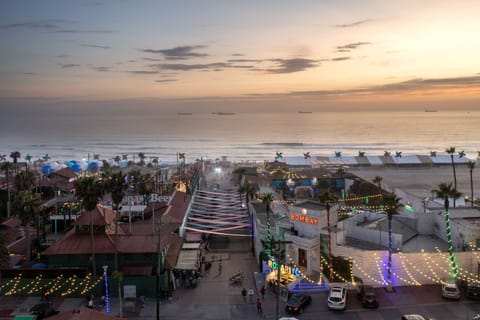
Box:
[0,232,10,289]
[114,156,121,166]
[74,176,105,276]
[10,151,21,174]
[318,190,339,281]
[432,182,461,276]
[1,161,13,217]
[445,147,457,207]
[232,167,246,185]
[372,176,383,192]
[382,192,402,292]
[138,152,146,165]
[14,169,37,192]
[12,190,41,264]
[261,192,275,256]
[103,171,128,319]
[467,161,476,207]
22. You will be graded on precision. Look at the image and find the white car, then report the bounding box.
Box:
[441,278,460,300]
[327,286,347,310]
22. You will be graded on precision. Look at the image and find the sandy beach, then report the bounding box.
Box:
[350,164,477,200]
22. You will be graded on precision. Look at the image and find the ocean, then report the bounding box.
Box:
[1,110,479,164]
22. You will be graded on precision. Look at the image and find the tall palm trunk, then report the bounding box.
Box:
[387,213,393,289]
[443,198,458,276]
[90,210,96,276]
[469,164,474,207]
[326,203,333,281]
[450,154,457,208]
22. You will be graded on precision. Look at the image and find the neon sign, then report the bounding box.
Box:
[268,260,301,278]
[290,213,318,225]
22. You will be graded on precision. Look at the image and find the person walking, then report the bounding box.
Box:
[218,261,222,275]
[256,298,263,314]
[247,287,254,303]
[241,287,247,303]
[260,286,265,300]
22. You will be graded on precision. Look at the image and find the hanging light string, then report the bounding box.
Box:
[373,253,388,286]
[397,253,421,286]
[434,247,480,284]
[352,257,384,285]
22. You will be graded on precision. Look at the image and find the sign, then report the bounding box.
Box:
[126,194,171,204]
[267,260,301,278]
[290,213,318,225]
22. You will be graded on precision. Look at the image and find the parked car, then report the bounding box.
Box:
[441,278,460,300]
[357,284,378,308]
[327,286,347,310]
[401,315,429,320]
[285,293,312,314]
[466,283,480,300]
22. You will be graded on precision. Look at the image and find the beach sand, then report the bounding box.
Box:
[350,164,478,200]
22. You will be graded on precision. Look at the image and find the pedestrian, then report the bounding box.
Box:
[256,298,263,314]
[218,262,222,275]
[248,287,254,303]
[260,286,265,299]
[241,287,247,303]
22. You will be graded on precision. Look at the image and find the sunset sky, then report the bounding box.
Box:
[1,0,480,112]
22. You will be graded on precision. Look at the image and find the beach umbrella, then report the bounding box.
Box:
[430,151,437,157]
[303,152,311,159]
[384,151,391,157]
[395,151,402,158]
[275,152,283,160]
[358,151,365,157]
[50,161,63,170]
[335,151,342,158]
[458,150,466,158]
[42,165,52,175]
[88,162,99,171]
[71,164,82,173]
[65,161,74,168]
[0,155,6,161]
[119,160,128,167]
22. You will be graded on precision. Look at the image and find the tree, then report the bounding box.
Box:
[317,190,339,281]
[114,156,121,166]
[261,192,274,256]
[12,190,41,264]
[138,152,146,165]
[0,232,10,290]
[74,176,105,276]
[382,192,402,292]
[467,161,476,207]
[372,176,383,192]
[10,151,21,174]
[103,171,128,319]
[432,182,461,277]
[14,169,37,192]
[445,147,457,207]
[232,167,246,185]
[1,161,13,217]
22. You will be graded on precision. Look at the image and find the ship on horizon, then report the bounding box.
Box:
[212,112,236,115]
[177,112,193,115]
[424,108,438,112]
[298,111,313,114]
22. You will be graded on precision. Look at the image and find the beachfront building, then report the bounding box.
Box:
[41,190,191,297]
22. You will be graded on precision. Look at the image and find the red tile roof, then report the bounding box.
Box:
[74,206,116,227]
[1,217,22,228]
[42,229,115,255]
[52,167,78,180]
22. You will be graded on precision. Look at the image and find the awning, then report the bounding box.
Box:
[182,242,201,250]
[174,249,200,270]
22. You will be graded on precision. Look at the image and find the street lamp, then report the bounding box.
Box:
[102,265,110,313]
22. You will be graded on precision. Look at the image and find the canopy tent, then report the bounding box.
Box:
[182,189,251,237]
[174,249,201,270]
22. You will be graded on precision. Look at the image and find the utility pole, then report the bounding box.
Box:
[272,240,292,320]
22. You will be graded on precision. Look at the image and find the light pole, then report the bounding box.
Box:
[102,265,110,313]
[272,240,292,320]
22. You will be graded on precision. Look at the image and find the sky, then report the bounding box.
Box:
[1,0,480,113]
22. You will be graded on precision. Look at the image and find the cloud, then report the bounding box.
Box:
[264,58,319,74]
[92,66,111,72]
[81,44,111,49]
[151,62,229,71]
[155,79,177,83]
[143,57,163,62]
[232,53,244,57]
[290,75,480,97]
[141,45,208,60]
[0,20,67,30]
[61,64,81,68]
[336,42,371,52]
[55,29,114,34]
[331,57,351,61]
[128,70,159,75]
[335,19,371,28]
[227,59,263,63]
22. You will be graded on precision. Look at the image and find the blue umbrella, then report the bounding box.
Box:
[88,162,99,171]
[42,165,52,175]
[71,164,82,173]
